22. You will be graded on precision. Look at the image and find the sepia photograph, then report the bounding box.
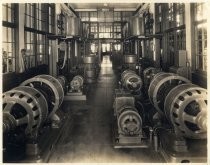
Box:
[1,1,208,163]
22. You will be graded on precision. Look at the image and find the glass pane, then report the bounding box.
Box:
[8,43,12,54]
[8,28,11,42]
[2,5,7,21]
[31,5,35,17]
[31,17,34,28]
[26,32,29,43]
[26,44,31,52]
[8,8,11,22]
[31,44,35,54]
[2,27,7,42]
[31,33,34,43]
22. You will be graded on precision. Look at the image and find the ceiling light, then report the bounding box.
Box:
[104,3,108,7]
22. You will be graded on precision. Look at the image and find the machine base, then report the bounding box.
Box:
[3,110,73,163]
[159,130,207,163]
[64,92,87,101]
[113,118,150,149]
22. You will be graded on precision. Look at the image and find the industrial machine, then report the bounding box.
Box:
[3,74,67,162]
[113,69,149,148]
[70,75,84,92]
[145,69,207,163]
[148,72,190,116]
[64,75,86,102]
[164,83,207,139]
[20,75,64,120]
[121,70,143,94]
[113,89,149,148]
[3,86,48,134]
[113,67,207,162]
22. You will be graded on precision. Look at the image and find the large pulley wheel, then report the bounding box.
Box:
[121,70,143,93]
[148,73,190,115]
[20,74,64,119]
[164,84,207,139]
[3,86,48,134]
[117,106,142,136]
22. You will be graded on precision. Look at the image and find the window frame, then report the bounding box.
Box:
[2,3,16,74]
[193,3,207,72]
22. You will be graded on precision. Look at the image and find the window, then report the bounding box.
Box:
[155,4,162,33]
[114,12,121,21]
[113,23,121,38]
[24,3,53,69]
[114,44,121,51]
[82,23,89,38]
[79,12,89,21]
[36,4,47,31]
[90,23,98,38]
[2,3,16,73]
[194,3,207,71]
[25,4,35,28]
[90,12,97,22]
[49,4,55,33]
[166,29,186,67]
[161,3,186,67]
[102,43,111,52]
[99,23,112,38]
[90,43,98,53]
[25,31,36,68]
[2,3,15,23]
[167,3,185,29]
[122,12,133,22]
[176,3,185,26]
[78,11,133,39]
[25,4,49,32]
[2,27,15,73]
[37,34,48,65]
[168,3,175,28]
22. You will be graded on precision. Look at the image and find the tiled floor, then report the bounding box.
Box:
[49,56,165,163]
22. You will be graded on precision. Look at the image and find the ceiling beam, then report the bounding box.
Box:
[133,3,150,16]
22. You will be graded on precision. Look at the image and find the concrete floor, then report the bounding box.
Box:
[49,56,165,163]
